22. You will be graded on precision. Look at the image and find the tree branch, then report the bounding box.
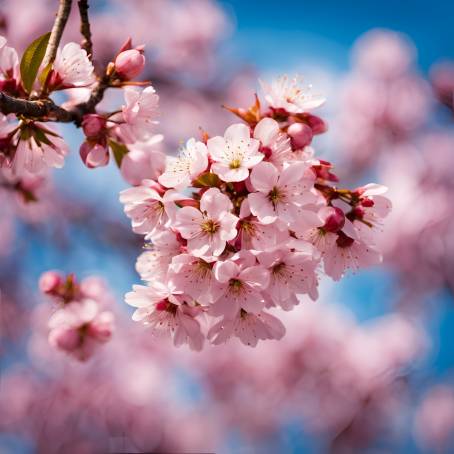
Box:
[0,92,74,122]
[77,0,93,59]
[42,0,73,69]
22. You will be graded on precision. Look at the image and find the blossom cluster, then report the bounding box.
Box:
[120,75,392,350]
[0,34,158,175]
[39,270,114,360]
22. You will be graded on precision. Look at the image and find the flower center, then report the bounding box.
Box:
[272,262,286,276]
[229,158,242,169]
[268,186,282,204]
[229,278,243,294]
[201,219,219,234]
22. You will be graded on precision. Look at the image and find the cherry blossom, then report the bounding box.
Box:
[260,75,325,113]
[208,309,285,346]
[253,117,292,169]
[120,181,181,238]
[50,42,95,90]
[210,258,270,318]
[125,282,204,351]
[119,86,160,143]
[0,35,19,82]
[8,123,68,175]
[175,187,238,258]
[48,299,114,361]
[120,134,166,185]
[258,247,319,307]
[207,123,262,182]
[248,161,314,224]
[158,138,208,189]
[136,230,181,281]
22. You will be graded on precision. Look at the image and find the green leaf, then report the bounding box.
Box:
[108,139,129,168]
[193,172,221,188]
[20,32,51,94]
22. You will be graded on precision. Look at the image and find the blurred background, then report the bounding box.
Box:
[1,0,454,452]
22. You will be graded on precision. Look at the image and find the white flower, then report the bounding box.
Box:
[119,86,159,143]
[158,138,208,189]
[260,75,325,113]
[53,42,95,88]
[207,123,262,182]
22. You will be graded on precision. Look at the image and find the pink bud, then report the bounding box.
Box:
[80,276,106,301]
[80,142,110,168]
[49,326,81,352]
[287,123,313,149]
[88,313,114,342]
[115,49,145,80]
[319,206,345,233]
[39,271,62,294]
[305,114,327,134]
[82,114,106,138]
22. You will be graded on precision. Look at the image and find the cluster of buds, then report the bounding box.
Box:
[78,38,157,169]
[39,271,114,361]
[120,75,392,350]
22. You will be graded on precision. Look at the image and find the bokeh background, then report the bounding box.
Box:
[1,0,454,452]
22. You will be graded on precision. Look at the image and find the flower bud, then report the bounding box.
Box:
[115,49,145,80]
[39,271,62,294]
[82,114,106,138]
[287,122,313,149]
[305,114,327,134]
[319,206,345,233]
[80,142,110,168]
[49,326,81,352]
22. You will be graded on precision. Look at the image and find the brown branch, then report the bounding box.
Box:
[1,71,112,125]
[77,0,93,59]
[0,92,74,122]
[42,0,73,69]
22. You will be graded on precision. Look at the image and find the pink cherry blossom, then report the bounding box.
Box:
[210,259,270,318]
[120,181,180,238]
[208,309,285,346]
[352,184,392,239]
[9,124,68,175]
[51,42,95,89]
[120,134,166,186]
[48,299,114,361]
[260,75,325,113]
[119,86,159,143]
[207,123,262,182]
[125,282,204,351]
[258,246,319,308]
[136,230,181,281]
[169,254,222,305]
[0,35,19,81]
[323,233,382,281]
[175,187,238,257]
[237,198,289,251]
[248,161,315,224]
[158,138,208,189]
[253,117,292,169]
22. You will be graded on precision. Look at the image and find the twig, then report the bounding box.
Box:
[42,0,73,69]
[77,0,93,59]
